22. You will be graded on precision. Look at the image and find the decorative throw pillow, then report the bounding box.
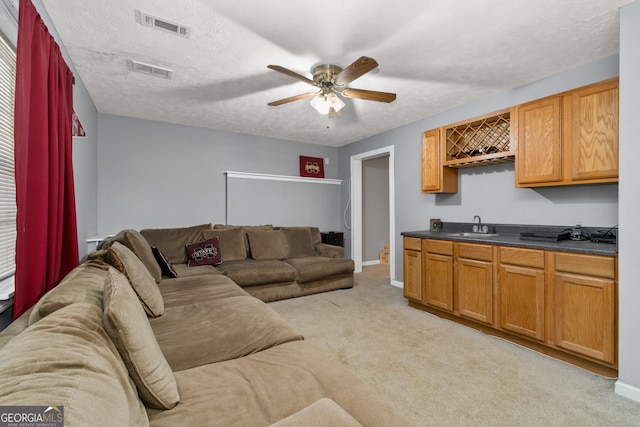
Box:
[106,242,165,318]
[186,237,222,266]
[152,246,178,278]
[102,268,180,410]
[246,230,287,260]
[201,228,246,261]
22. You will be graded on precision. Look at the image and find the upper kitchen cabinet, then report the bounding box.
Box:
[516,78,619,187]
[421,129,458,193]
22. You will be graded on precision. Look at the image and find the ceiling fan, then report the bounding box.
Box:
[267,56,396,115]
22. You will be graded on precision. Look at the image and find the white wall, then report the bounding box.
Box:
[616,0,640,403]
[97,114,341,233]
[339,55,620,282]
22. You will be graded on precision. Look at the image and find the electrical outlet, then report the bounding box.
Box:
[429,218,442,231]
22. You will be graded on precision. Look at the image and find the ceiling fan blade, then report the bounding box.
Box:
[333,56,379,86]
[267,92,316,106]
[342,88,396,103]
[267,65,317,86]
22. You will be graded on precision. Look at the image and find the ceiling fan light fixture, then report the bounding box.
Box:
[310,92,345,115]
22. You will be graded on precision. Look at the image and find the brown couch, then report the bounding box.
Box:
[0,231,405,426]
[136,223,355,302]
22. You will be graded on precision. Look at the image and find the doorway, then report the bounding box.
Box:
[350,146,397,286]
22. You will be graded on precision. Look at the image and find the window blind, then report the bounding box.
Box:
[0,32,15,282]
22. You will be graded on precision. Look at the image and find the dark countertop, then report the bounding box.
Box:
[401,222,618,256]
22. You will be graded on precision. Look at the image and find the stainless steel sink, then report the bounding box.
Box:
[448,232,500,237]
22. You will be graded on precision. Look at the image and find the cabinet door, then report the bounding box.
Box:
[498,264,545,341]
[425,252,453,311]
[458,258,493,324]
[516,96,562,185]
[421,129,457,193]
[568,79,619,182]
[403,249,422,301]
[553,273,615,363]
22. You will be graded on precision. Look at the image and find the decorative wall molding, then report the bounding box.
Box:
[225,171,341,185]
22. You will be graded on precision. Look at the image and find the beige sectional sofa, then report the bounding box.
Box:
[137,223,355,302]
[0,225,403,425]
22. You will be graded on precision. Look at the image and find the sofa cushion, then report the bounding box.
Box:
[150,295,304,371]
[280,227,316,258]
[140,223,212,264]
[284,257,355,284]
[269,398,362,427]
[145,341,404,427]
[124,230,163,283]
[169,263,222,278]
[201,228,247,261]
[106,242,165,317]
[158,274,248,308]
[0,303,149,426]
[28,259,110,325]
[214,224,273,257]
[103,268,180,410]
[186,237,222,266]
[216,259,296,287]
[247,230,287,260]
[152,246,178,278]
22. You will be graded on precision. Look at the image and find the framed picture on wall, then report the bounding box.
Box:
[299,155,325,178]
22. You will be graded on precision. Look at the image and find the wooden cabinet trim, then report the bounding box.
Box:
[424,239,453,256]
[404,236,422,251]
[555,252,615,279]
[499,246,545,268]
[458,242,493,261]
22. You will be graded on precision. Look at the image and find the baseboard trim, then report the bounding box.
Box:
[390,279,403,289]
[615,380,640,403]
[362,260,381,266]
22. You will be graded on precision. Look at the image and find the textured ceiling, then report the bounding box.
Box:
[41,0,630,147]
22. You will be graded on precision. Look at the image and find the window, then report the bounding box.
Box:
[0,31,15,285]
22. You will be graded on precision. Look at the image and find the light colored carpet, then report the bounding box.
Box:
[269,264,640,426]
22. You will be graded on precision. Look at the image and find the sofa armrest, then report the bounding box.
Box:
[314,243,344,258]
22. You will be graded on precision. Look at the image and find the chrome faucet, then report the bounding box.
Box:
[473,215,489,234]
[472,215,482,233]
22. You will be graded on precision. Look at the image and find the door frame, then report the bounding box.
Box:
[350,145,398,286]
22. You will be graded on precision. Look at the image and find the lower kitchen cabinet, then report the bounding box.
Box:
[403,237,618,375]
[457,243,493,324]
[403,237,422,301]
[552,252,616,364]
[498,247,546,341]
[424,240,454,312]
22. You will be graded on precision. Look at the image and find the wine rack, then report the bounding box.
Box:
[444,108,515,168]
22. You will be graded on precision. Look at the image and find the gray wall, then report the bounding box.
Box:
[226,175,340,231]
[617,0,640,402]
[363,156,389,262]
[339,55,620,283]
[97,114,340,233]
[33,1,98,260]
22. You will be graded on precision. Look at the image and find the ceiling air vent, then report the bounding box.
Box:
[128,60,173,79]
[135,10,190,38]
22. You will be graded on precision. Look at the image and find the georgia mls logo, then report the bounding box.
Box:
[0,406,64,427]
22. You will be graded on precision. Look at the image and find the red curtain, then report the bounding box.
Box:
[13,0,79,318]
